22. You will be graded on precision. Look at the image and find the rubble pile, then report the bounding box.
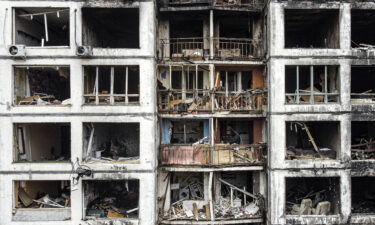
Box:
[351,138,375,160]
[214,196,260,219]
[86,181,139,219]
[17,185,70,209]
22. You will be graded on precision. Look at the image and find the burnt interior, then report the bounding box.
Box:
[14,67,70,105]
[82,8,139,48]
[351,10,375,48]
[83,123,140,160]
[215,119,253,144]
[286,177,340,215]
[352,177,375,214]
[218,16,251,39]
[84,180,139,218]
[286,121,340,160]
[170,172,204,203]
[284,9,340,48]
[170,18,203,39]
[351,121,375,160]
[217,71,252,92]
[351,66,375,100]
[15,180,70,209]
[83,66,139,104]
[285,65,339,103]
[170,120,205,144]
[171,70,204,90]
[14,8,69,46]
[14,123,70,162]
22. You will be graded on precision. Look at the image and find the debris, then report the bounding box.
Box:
[85,180,139,219]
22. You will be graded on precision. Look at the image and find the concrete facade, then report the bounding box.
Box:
[1,0,375,224]
[267,1,375,224]
[0,0,157,225]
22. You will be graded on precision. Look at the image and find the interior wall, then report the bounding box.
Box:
[17,123,71,161]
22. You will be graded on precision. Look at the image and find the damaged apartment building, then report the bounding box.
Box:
[156,0,267,224]
[1,0,375,225]
[0,0,157,224]
[268,0,375,224]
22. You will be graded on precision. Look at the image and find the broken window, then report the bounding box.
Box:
[162,119,209,144]
[351,121,375,160]
[351,10,375,48]
[163,171,263,221]
[351,66,375,104]
[284,9,339,48]
[286,121,340,160]
[286,177,340,215]
[14,180,70,221]
[14,8,69,47]
[83,123,139,162]
[215,16,253,59]
[352,177,375,214]
[14,66,70,106]
[160,119,210,165]
[84,180,139,219]
[213,172,262,220]
[158,65,211,112]
[82,8,139,48]
[285,65,339,104]
[167,172,206,220]
[83,66,139,105]
[214,69,267,111]
[14,123,71,162]
[213,118,266,165]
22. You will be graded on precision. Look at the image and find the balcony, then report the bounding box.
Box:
[160,144,211,165]
[158,90,211,113]
[160,144,265,166]
[160,37,208,60]
[213,144,265,165]
[160,0,264,9]
[213,38,257,60]
[159,37,260,61]
[214,90,266,112]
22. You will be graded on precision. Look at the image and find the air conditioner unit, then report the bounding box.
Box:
[8,45,26,58]
[76,46,93,57]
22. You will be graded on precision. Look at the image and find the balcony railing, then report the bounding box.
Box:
[160,143,266,166]
[159,37,260,60]
[214,89,266,112]
[213,144,265,165]
[351,93,375,104]
[214,0,263,8]
[167,0,211,5]
[160,144,211,165]
[160,37,208,60]
[158,89,211,113]
[213,38,256,60]
[162,0,263,8]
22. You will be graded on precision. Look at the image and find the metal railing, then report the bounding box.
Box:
[160,144,211,165]
[158,89,211,112]
[167,0,211,5]
[160,37,207,59]
[159,37,260,60]
[163,0,263,8]
[213,38,255,59]
[351,93,375,104]
[160,144,266,166]
[213,144,265,165]
[214,90,266,111]
[213,0,263,8]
